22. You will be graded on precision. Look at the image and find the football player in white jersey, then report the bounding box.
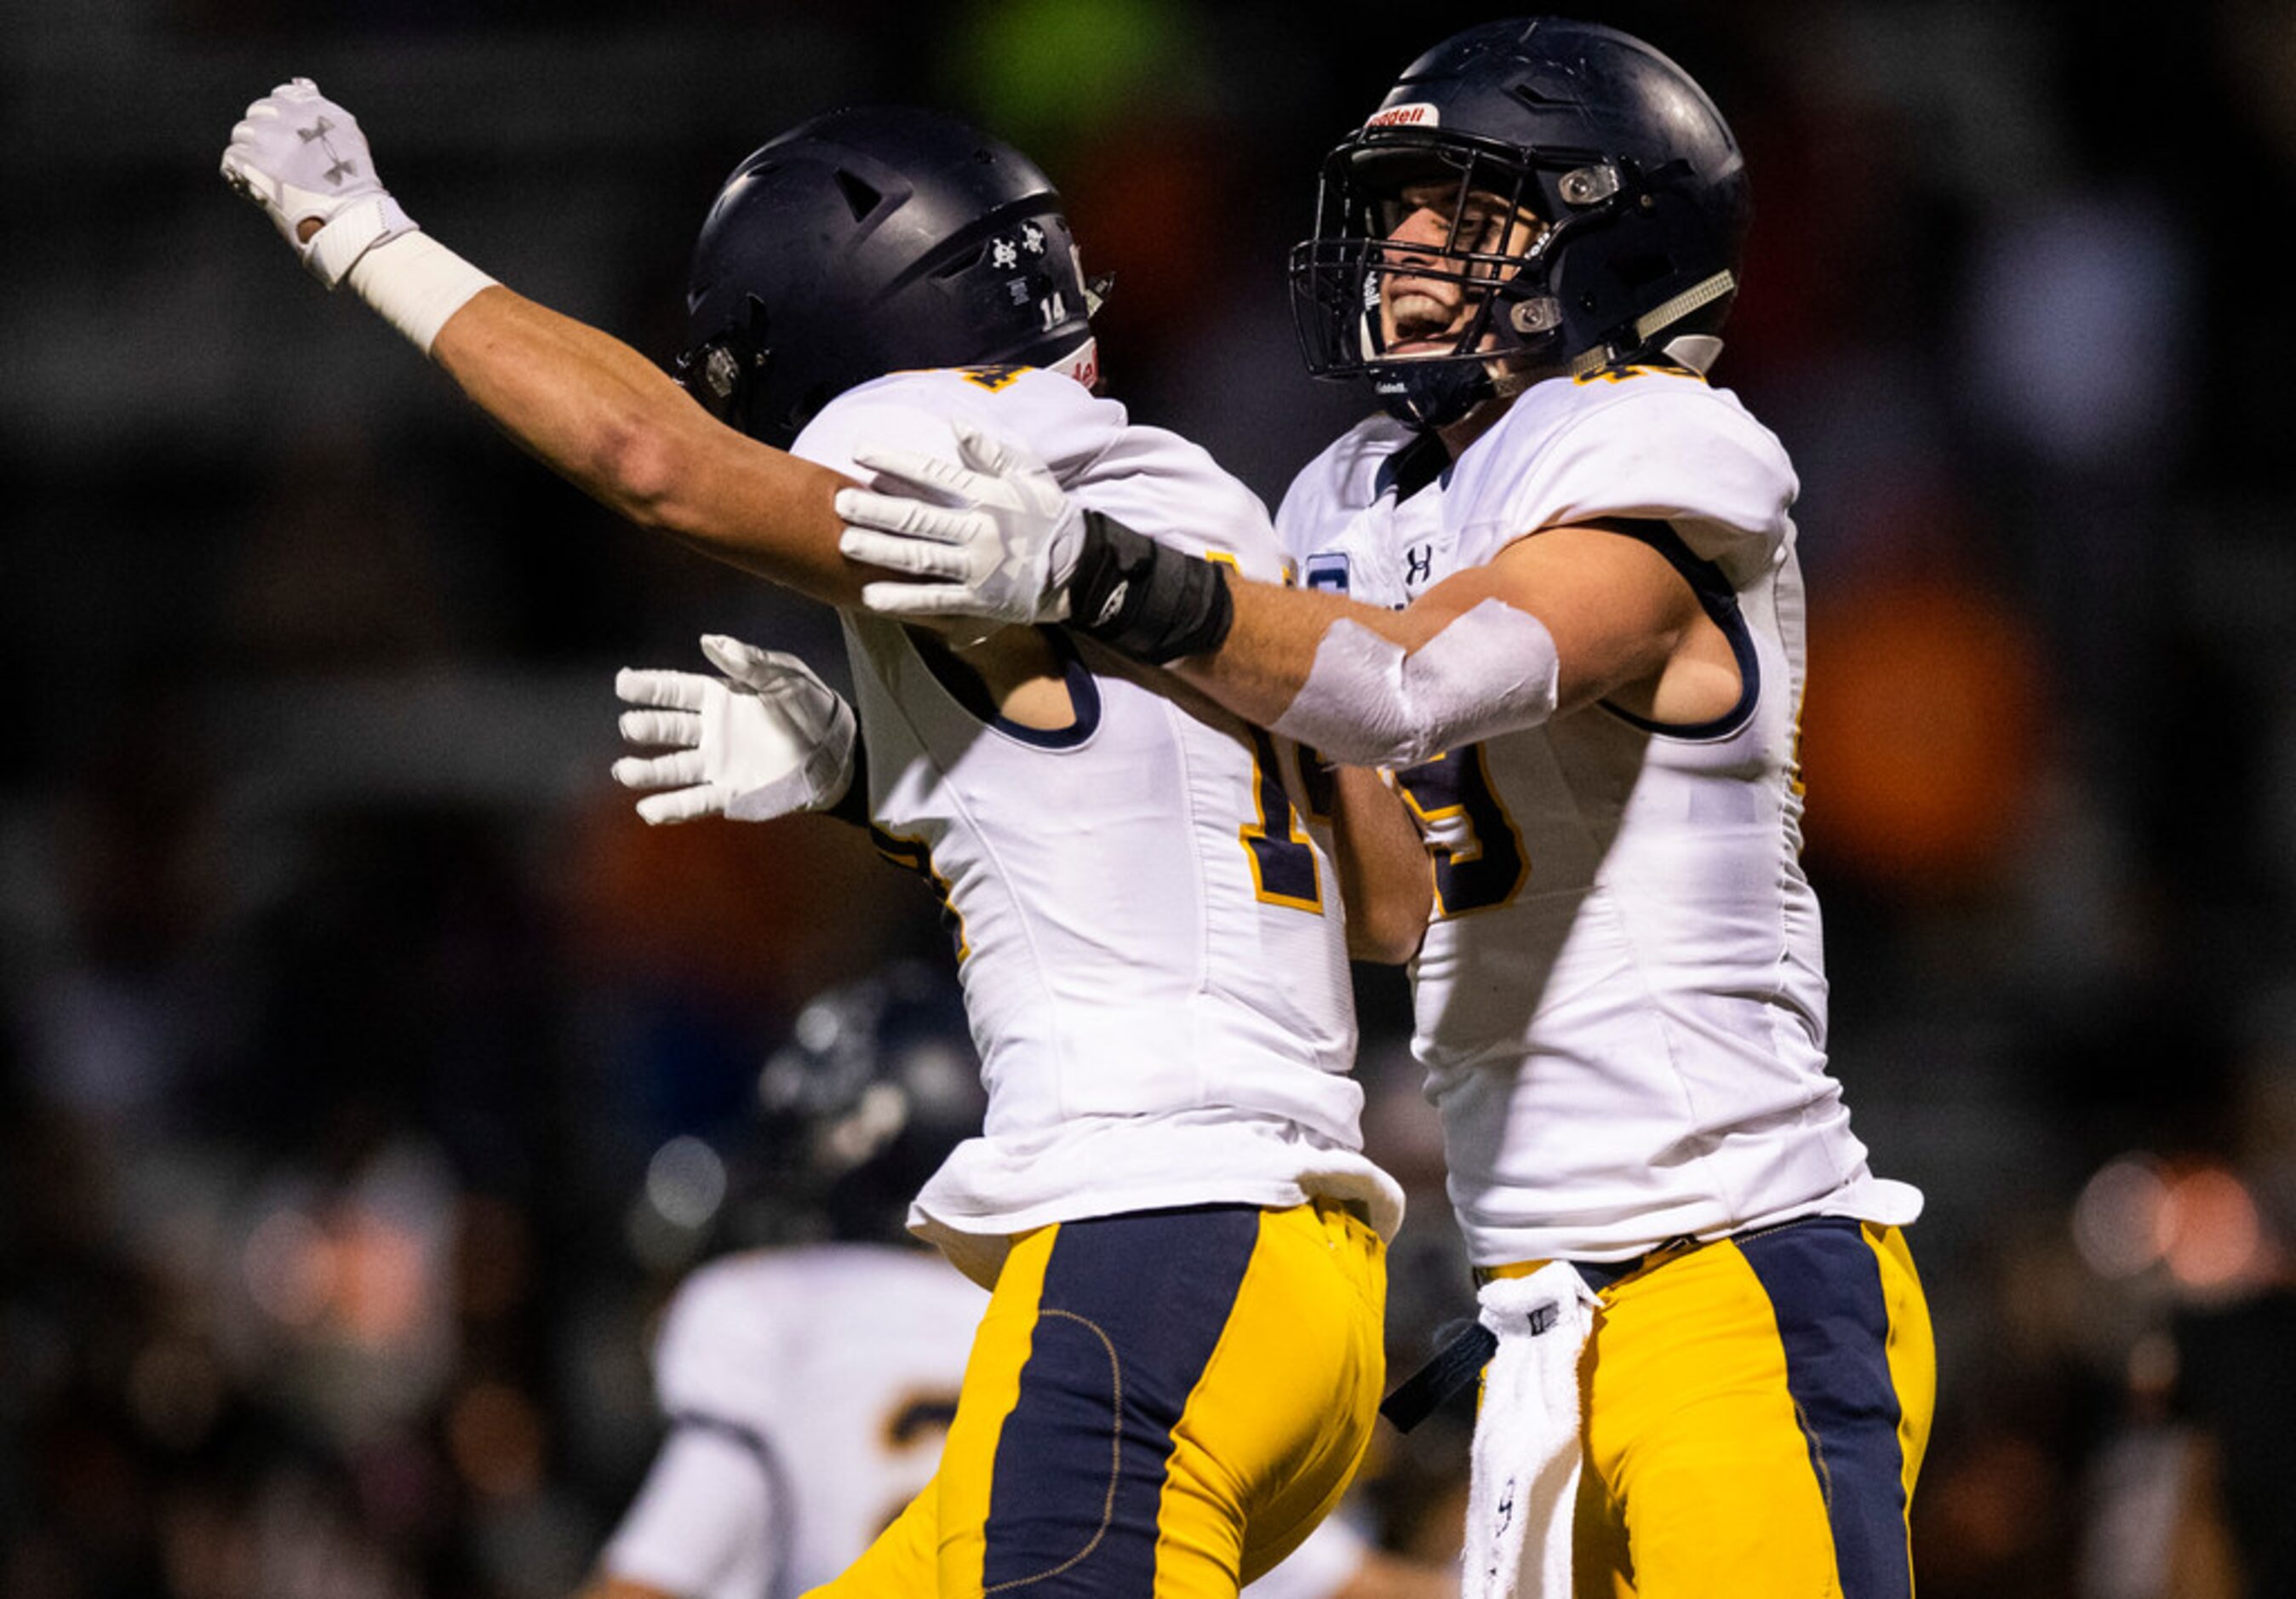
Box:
[585,965,993,1599]
[583,966,1441,1599]
[221,88,1419,1596]
[829,20,1937,1599]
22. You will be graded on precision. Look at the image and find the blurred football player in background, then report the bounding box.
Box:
[581,962,992,1599]
[223,85,1420,1596]
[580,960,1451,1596]
[831,19,1936,1598]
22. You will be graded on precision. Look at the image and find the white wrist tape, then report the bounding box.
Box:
[341,231,497,355]
[1271,599,1561,768]
[301,192,418,288]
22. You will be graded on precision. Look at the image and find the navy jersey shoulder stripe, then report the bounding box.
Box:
[1594,518,1761,742]
[908,624,1102,749]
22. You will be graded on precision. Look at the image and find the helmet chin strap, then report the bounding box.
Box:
[1378,358,1496,429]
[1523,269,1738,386]
[1560,269,1738,377]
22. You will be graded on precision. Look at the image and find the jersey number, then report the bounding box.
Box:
[1240,728,1324,913]
[873,1385,964,1539]
[1395,745,1528,917]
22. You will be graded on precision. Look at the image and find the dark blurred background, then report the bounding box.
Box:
[6,2,2296,1595]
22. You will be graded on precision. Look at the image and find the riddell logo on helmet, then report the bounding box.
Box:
[1366,103,1440,129]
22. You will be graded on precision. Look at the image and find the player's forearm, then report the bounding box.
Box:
[427,287,860,604]
[1329,765,1432,964]
[430,285,697,524]
[1171,570,1560,770]
[1168,576,1409,728]
[225,80,862,608]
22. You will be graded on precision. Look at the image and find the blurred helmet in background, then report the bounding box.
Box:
[722,958,984,1248]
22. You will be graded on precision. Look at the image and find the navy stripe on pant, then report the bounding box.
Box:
[982,1204,1262,1595]
[1738,1217,1911,1599]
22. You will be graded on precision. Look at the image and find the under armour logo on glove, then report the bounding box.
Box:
[220,77,418,286]
[295,114,360,186]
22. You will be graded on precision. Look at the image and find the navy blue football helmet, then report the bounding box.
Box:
[1291,19,1751,429]
[725,960,986,1247]
[677,106,1102,446]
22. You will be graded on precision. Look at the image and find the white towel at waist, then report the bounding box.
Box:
[1460,1263,1600,1599]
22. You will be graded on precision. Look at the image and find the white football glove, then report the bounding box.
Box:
[220,77,418,287]
[612,635,857,825]
[834,419,1085,626]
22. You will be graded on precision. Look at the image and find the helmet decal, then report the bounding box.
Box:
[675,106,1096,446]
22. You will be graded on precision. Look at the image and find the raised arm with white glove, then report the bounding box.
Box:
[613,635,858,826]
[221,77,867,605]
[220,77,496,352]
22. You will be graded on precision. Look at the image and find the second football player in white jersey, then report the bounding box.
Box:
[831,20,1938,1599]
[593,1244,988,1599]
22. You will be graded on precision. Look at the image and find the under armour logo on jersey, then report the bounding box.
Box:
[1405,543,1435,587]
[297,114,358,186]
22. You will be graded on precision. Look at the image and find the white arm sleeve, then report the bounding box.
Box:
[598,1423,784,1599]
[1269,599,1561,769]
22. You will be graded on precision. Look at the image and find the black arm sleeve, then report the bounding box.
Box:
[1065,510,1235,665]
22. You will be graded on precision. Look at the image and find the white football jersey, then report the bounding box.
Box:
[793,368,1404,1288]
[601,1245,987,1598]
[1279,369,1921,1265]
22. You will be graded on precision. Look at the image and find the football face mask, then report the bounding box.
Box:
[1291,130,1586,424]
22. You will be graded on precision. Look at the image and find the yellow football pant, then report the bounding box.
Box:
[810,1198,1387,1598]
[1491,1218,1933,1598]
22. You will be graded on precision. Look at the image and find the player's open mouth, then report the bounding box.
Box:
[1386,291,1459,353]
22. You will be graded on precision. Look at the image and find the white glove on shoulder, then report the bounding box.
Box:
[612,635,858,825]
[220,77,417,287]
[833,419,1085,626]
